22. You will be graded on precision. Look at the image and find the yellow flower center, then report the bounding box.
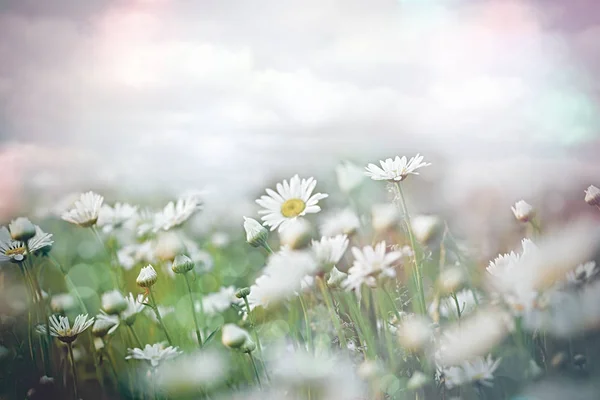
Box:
[281,198,306,218]
[5,246,26,257]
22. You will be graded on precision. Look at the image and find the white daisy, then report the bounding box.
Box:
[256,175,328,232]
[48,314,94,343]
[61,191,104,227]
[343,241,404,293]
[93,312,120,337]
[441,354,501,389]
[511,200,534,223]
[126,343,181,367]
[121,293,146,325]
[137,265,158,288]
[243,217,269,248]
[117,241,155,270]
[365,154,430,182]
[311,235,349,269]
[436,289,482,319]
[566,261,597,285]
[319,208,360,237]
[8,217,36,241]
[335,161,365,193]
[97,202,138,233]
[411,215,442,243]
[0,226,54,263]
[154,195,202,232]
[371,203,399,232]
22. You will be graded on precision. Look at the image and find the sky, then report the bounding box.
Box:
[1,0,599,219]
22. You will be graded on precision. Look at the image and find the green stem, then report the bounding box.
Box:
[298,295,313,352]
[395,182,426,315]
[317,278,347,349]
[262,242,274,255]
[18,265,36,363]
[184,274,203,347]
[451,292,462,320]
[128,325,144,348]
[68,343,80,400]
[242,296,267,375]
[49,255,88,313]
[90,226,121,289]
[248,352,262,388]
[149,290,174,346]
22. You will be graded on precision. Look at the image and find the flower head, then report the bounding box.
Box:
[221,324,251,349]
[371,203,399,232]
[126,343,181,367]
[511,200,534,223]
[327,267,348,289]
[137,265,158,288]
[256,175,328,232]
[311,235,349,270]
[343,241,405,293]
[102,290,128,315]
[279,219,313,249]
[0,226,53,263]
[566,261,597,285]
[365,154,430,182]
[48,314,94,343]
[243,217,269,247]
[97,202,138,233]
[171,254,194,274]
[8,217,36,241]
[319,208,360,237]
[154,195,203,232]
[61,191,104,227]
[440,354,501,389]
[92,312,120,337]
[121,293,146,325]
[584,185,600,206]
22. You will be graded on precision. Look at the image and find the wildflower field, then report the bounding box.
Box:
[1,155,600,400]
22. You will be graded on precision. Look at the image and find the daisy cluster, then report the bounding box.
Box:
[2,154,600,400]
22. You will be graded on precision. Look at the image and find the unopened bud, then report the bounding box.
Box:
[235,287,251,299]
[171,254,194,274]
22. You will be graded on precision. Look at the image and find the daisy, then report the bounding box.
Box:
[154,195,202,232]
[0,226,53,263]
[137,265,158,288]
[243,217,269,248]
[48,314,94,343]
[343,241,405,293]
[335,161,365,193]
[371,203,399,232]
[311,235,349,269]
[126,343,181,367]
[436,289,482,319]
[97,202,138,233]
[61,191,104,227]
[121,293,146,325]
[92,312,120,337]
[8,217,36,241]
[365,154,430,182]
[256,175,328,232]
[319,208,360,237]
[197,286,236,315]
[441,354,501,389]
[511,200,534,223]
[117,241,155,270]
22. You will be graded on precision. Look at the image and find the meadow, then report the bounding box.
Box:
[1,154,600,400]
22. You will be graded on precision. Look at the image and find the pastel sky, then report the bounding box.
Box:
[1,0,599,218]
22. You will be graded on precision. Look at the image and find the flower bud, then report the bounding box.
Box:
[102,290,128,315]
[8,217,37,242]
[92,316,118,337]
[371,203,399,232]
[171,255,194,274]
[221,324,250,349]
[241,338,256,353]
[411,215,441,243]
[243,217,268,248]
[511,200,534,223]
[327,267,348,289]
[137,265,158,288]
[235,287,251,299]
[279,219,312,249]
[584,185,600,206]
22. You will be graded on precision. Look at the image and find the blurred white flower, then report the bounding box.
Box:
[8,217,36,241]
[121,293,146,325]
[279,219,313,250]
[343,241,403,293]
[221,324,251,348]
[154,232,184,262]
[92,312,120,337]
[153,351,228,395]
[61,191,104,227]
[435,289,481,319]
[566,261,597,285]
[145,306,175,324]
[320,208,360,237]
[371,203,399,232]
[154,195,202,232]
[584,185,600,206]
[137,265,158,288]
[436,266,467,296]
[101,290,128,315]
[440,354,501,389]
[211,232,230,248]
[247,249,317,309]
[126,343,181,367]
[256,175,328,232]
[311,234,349,269]
[97,203,138,233]
[327,266,348,289]
[397,315,433,351]
[0,226,53,263]
[117,241,155,270]
[48,314,94,343]
[197,286,236,315]
[243,217,269,248]
[335,161,365,193]
[50,293,77,313]
[411,215,442,243]
[365,154,430,182]
[511,200,534,223]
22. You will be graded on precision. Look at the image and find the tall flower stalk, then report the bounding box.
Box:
[172,255,203,347]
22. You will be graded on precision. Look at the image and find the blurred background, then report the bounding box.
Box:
[1,0,599,229]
